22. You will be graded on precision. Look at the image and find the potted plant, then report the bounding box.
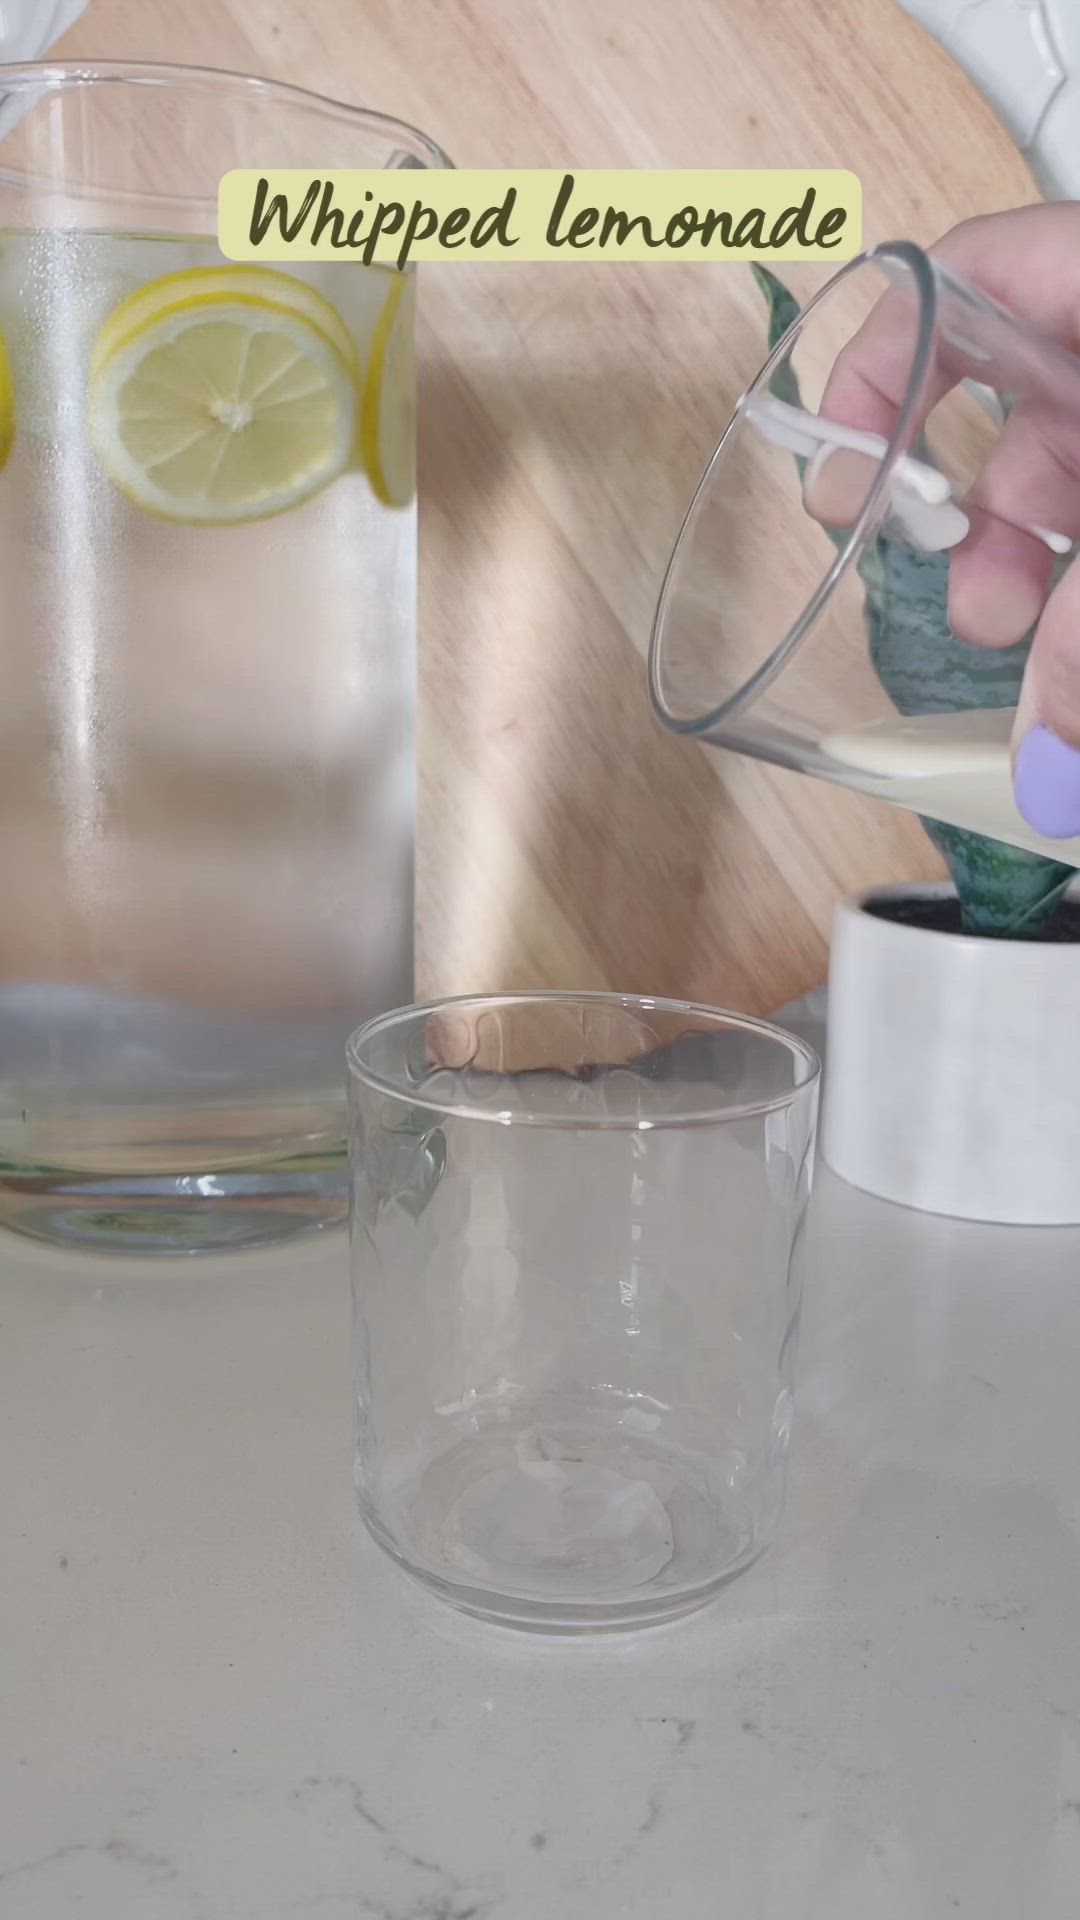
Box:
[757,269,1080,1226]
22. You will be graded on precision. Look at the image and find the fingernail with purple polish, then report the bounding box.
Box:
[1014,725,1080,839]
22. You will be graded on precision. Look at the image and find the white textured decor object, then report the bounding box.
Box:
[902,0,1080,198]
[0,3,89,135]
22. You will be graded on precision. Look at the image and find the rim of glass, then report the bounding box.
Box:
[0,58,451,173]
[647,239,937,740]
[347,991,821,1130]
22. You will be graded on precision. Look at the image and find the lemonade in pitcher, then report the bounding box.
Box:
[0,228,417,1249]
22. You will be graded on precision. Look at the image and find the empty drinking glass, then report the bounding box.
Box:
[348,993,820,1632]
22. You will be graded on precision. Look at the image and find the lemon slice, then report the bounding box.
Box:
[0,331,13,471]
[92,266,358,374]
[360,272,416,509]
[87,267,358,524]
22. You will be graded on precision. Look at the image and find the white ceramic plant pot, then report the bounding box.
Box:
[822,883,1080,1225]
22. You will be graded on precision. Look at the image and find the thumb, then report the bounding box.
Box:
[1012,559,1080,839]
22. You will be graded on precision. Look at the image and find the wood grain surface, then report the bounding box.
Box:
[57,0,1039,1015]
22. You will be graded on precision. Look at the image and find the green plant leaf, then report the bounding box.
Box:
[751,264,801,374]
[921,818,1073,939]
[861,537,1030,717]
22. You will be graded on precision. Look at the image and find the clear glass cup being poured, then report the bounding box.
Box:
[648,241,1080,863]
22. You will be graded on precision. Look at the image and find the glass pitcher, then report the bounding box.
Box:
[0,63,447,1253]
[649,241,1080,865]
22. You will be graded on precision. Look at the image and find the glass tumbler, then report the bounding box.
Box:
[0,64,448,1254]
[348,993,820,1632]
[649,241,1080,864]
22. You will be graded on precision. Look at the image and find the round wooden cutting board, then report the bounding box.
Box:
[62,0,1039,1014]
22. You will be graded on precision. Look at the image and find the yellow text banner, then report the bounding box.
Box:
[218,169,861,269]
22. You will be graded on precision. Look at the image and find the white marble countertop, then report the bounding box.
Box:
[5,1049,1080,1917]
